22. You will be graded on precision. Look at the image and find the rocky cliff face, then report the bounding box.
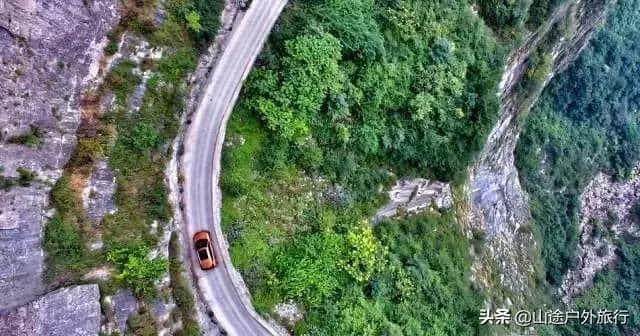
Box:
[0,0,118,311]
[465,0,611,307]
[0,285,100,336]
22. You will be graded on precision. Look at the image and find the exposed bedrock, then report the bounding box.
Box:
[0,284,101,336]
[466,0,612,306]
[374,178,453,221]
[0,0,118,310]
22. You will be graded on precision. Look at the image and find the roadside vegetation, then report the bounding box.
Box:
[169,232,201,336]
[7,125,42,147]
[221,116,484,332]
[515,0,640,334]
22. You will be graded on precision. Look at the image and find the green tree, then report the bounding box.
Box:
[249,32,343,140]
[341,223,386,282]
[185,10,202,32]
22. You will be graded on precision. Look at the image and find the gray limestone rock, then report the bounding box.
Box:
[111,289,139,334]
[374,178,452,221]
[0,284,101,336]
[0,0,119,310]
[0,185,46,309]
[560,165,640,302]
[82,159,116,225]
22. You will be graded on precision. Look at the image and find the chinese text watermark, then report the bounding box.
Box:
[479,308,630,326]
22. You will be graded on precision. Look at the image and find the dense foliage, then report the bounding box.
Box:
[220,124,485,332]
[476,0,532,34]
[219,0,519,333]
[107,244,168,298]
[239,0,504,198]
[527,0,566,28]
[515,0,640,287]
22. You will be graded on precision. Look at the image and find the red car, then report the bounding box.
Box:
[193,230,216,270]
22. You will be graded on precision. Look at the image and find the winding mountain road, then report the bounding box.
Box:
[181,1,287,335]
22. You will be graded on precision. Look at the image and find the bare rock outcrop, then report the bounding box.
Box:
[82,159,116,226]
[0,0,118,310]
[101,288,140,335]
[375,178,452,221]
[466,0,612,307]
[0,284,101,336]
[560,164,640,301]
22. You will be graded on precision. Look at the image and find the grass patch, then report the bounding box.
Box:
[44,174,95,281]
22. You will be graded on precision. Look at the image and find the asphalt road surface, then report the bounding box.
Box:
[182,1,287,335]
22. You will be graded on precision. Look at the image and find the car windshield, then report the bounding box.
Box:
[198,248,209,260]
[195,239,208,249]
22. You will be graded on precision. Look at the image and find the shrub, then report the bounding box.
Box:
[106,60,140,103]
[127,308,158,336]
[104,31,119,56]
[16,167,35,186]
[69,138,104,169]
[51,175,79,216]
[476,0,532,32]
[166,0,224,47]
[107,244,168,298]
[8,126,42,147]
[44,214,85,265]
[0,175,12,190]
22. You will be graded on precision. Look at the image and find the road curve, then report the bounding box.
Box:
[181,1,287,335]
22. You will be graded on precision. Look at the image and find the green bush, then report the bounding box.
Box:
[107,244,168,298]
[127,308,158,336]
[16,167,35,187]
[105,31,119,56]
[0,175,12,190]
[165,0,224,47]
[476,0,532,32]
[527,0,565,28]
[8,126,42,147]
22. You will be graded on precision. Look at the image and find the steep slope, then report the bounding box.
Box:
[465,0,612,308]
[515,1,640,333]
[0,0,118,310]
